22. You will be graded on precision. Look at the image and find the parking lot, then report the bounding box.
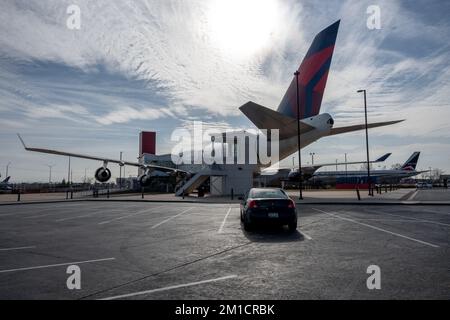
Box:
[0,201,449,299]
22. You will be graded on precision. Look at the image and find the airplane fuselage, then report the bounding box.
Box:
[312,169,421,184]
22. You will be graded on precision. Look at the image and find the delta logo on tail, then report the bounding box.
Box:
[278,20,340,119]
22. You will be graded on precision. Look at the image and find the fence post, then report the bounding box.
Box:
[356,188,361,201]
[107,189,110,199]
[231,188,234,200]
[70,191,73,199]
[141,187,144,199]
[17,191,21,202]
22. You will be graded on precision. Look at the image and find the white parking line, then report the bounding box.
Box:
[407,190,418,201]
[0,257,115,273]
[98,206,165,225]
[299,231,312,240]
[218,207,232,233]
[151,207,194,229]
[312,208,440,248]
[421,209,450,216]
[99,275,237,300]
[56,212,99,222]
[362,209,450,227]
[0,246,36,252]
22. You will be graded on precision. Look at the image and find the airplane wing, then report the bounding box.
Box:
[329,120,404,136]
[308,153,392,170]
[17,134,187,174]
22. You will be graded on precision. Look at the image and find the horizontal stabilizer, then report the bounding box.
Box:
[240,101,315,139]
[329,120,404,136]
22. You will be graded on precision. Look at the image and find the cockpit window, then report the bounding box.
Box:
[327,118,334,125]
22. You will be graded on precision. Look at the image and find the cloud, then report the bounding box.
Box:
[96,106,170,125]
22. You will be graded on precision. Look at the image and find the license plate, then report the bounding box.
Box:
[268,212,279,218]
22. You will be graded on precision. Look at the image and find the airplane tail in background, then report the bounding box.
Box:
[277,20,340,119]
[401,152,420,171]
[1,176,10,183]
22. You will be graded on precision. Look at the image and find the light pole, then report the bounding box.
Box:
[357,89,373,196]
[294,70,303,200]
[119,151,123,188]
[344,153,348,181]
[47,164,54,184]
[67,156,71,185]
[309,152,315,166]
[6,162,11,177]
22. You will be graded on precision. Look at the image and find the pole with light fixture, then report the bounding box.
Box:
[357,89,373,196]
[295,70,303,200]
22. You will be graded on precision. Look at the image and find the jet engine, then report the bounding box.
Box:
[138,173,152,187]
[95,167,111,183]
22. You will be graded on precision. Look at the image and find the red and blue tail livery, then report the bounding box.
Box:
[277,20,340,119]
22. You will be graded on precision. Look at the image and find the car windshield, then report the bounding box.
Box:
[250,189,286,199]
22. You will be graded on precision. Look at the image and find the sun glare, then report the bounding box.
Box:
[207,0,279,58]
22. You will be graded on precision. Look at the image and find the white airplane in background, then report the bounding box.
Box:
[312,152,425,185]
[0,175,12,192]
[18,20,403,188]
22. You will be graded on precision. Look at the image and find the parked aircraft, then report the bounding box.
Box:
[311,152,424,185]
[0,175,12,192]
[18,20,402,190]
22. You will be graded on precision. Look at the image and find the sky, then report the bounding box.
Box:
[0,0,449,183]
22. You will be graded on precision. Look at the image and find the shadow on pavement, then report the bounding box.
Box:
[241,224,305,243]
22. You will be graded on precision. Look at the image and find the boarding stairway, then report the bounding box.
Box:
[175,166,226,197]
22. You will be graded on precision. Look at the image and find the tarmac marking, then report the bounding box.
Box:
[151,207,194,229]
[0,257,115,274]
[312,208,440,248]
[55,207,126,222]
[99,274,238,300]
[98,206,165,225]
[56,212,100,222]
[218,207,232,233]
[362,209,450,227]
[299,231,312,240]
[22,205,85,219]
[406,190,419,201]
[23,212,63,219]
[0,246,36,252]
[421,208,450,216]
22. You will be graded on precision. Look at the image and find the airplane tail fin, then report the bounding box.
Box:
[375,153,392,162]
[2,176,10,183]
[277,20,340,119]
[401,152,420,171]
